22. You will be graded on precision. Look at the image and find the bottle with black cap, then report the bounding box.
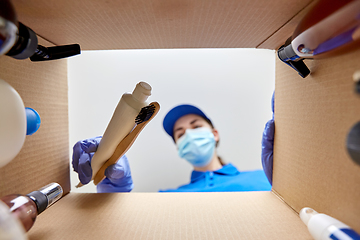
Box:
[0,183,63,232]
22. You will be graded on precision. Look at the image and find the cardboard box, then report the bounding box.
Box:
[0,0,359,239]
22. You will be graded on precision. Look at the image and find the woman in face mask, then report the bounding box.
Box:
[159,104,272,192]
[72,104,272,193]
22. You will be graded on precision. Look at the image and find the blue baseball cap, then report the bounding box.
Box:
[163,104,212,138]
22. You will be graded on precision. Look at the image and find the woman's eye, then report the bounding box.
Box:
[177,133,184,139]
[193,125,201,128]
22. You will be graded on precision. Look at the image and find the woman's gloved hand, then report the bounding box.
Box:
[72,136,133,192]
[261,92,275,185]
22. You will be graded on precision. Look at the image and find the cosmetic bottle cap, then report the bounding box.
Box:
[300,207,318,226]
[25,107,41,135]
[132,82,151,103]
[27,183,63,214]
[39,183,63,207]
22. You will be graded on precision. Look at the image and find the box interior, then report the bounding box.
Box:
[0,0,359,238]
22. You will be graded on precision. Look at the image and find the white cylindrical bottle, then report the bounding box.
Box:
[0,79,26,168]
[300,207,360,240]
[0,79,42,168]
[89,82,152,181]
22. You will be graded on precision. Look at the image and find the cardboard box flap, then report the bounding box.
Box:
[258,1,316,50]
[12,0,313,50]
[28,192,312,240]
[273,48,360,232]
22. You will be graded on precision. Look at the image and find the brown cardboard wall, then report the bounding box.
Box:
[0,37,70,197]
[12,0,313,50]
[28,192,312,240]
[273,49,360,231]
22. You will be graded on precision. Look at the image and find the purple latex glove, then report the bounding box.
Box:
[72,136,133,192]
[97,154,133,193]
[261,92,275,185]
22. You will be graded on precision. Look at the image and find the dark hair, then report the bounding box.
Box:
[203,118,219,146]
[202,117,226,166]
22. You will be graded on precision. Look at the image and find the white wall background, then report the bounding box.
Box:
[68,48,275,193]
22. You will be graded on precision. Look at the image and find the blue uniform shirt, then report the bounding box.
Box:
[159,163,272,192]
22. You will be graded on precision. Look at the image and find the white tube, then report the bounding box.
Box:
[292,1,360,57]
[90,82,152,180]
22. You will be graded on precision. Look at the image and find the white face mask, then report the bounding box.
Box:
[176,127,216,167]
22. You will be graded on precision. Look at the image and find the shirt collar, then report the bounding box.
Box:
[190,163,240,182]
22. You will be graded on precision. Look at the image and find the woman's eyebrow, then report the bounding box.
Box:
[174,126,184,134]
[190,119,200,125]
